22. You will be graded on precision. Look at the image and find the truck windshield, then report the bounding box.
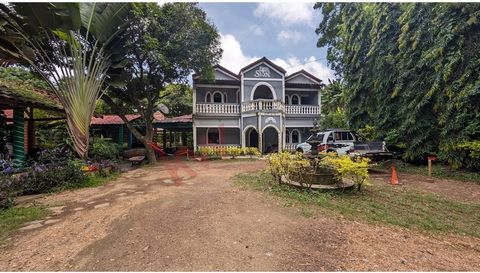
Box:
[306,134,324,142]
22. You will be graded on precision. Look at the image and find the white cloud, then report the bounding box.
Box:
[272,56,334,83]
[249,25,264,36]
[254,2,315,26]
[219,34,259,73]
[277,30,303,45]
[220,34,334,83]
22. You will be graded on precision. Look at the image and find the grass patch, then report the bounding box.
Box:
[233,171,480,238]
[54,172,120,192]
[0,206,50,241]
[373,161,480,184]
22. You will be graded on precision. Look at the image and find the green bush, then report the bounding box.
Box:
[24,159,86,194]
[439,140,480,170]
[267,151,370,191]
[0,174,25,209]
[91,138,120,160]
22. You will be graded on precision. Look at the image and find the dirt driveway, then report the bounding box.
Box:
[0,159,479,271]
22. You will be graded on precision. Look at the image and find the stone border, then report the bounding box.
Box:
[281,175,355,191]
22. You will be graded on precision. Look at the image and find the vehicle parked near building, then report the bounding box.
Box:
[295,129,392,159]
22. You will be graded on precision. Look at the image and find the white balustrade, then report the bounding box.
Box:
[241,99,285,112]
[284,143,298,152]
[196,103,240,114]
[196,101,320,115]
[285,105,320,115]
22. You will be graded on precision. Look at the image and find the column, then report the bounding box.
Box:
[193,125,197,151]
[12,108,25,167]
[162,129,167,148]
[128,131,133,149]
[118,125,124,146]
[27,108,35,153]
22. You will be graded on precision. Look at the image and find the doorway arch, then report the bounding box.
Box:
[243,126,259,148]
[262,125,279,153]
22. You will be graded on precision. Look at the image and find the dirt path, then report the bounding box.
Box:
[0,159,479,271]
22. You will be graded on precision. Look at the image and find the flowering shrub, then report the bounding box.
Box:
[267,151,370,191]
[0,174,25,209]
[321,153,370,191]
[197,146,261,160]
[226,146,242,158]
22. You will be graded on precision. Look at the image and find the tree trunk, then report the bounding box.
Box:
[102,95,157,164]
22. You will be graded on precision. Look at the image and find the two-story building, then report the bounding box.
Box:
[192,57,323,153]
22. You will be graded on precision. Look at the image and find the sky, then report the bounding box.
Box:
[199,2,335,83]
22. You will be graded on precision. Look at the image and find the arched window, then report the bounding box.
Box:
[291,129,301,143]
[213,91,223,103]
[286,129,290,143]
[207,128,220,144]
[205,92,212,103]
[285,95,290,104]
[291,94,300,105]
[251,82,276,100]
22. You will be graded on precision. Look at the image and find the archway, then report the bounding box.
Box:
[262,126,279,153]
[245,127,259,148]
[251,82,276,100]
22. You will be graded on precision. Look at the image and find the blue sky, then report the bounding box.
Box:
[199,2,334,83]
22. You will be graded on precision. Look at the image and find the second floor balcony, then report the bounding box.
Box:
[195,100,320,115]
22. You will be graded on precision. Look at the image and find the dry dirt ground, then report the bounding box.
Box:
[0,159,479,271]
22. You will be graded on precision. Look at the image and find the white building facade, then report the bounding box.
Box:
[193,57,323,153]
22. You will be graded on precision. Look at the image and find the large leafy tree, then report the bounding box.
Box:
[315,3,480,165]
[103,3,221,164]
[159,84,193,117]
[0,3,130,158]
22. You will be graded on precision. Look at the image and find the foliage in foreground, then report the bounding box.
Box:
[0,206,49,241]
[1,3,131,158]
[267,152,370,190]
[233,171,480,238]
[315,3,480,166]
[197,146,261,159]
[1,147,120,209]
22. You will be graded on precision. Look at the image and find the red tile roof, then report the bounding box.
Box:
[91,111,165,125]
[2,109,13,119]
[155,114,192,123]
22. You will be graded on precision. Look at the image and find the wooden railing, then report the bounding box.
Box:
[196,103,240,114]
[241,99,284,112]
[285,105,320,115]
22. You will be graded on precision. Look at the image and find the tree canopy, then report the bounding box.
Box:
[315,3,480,168]
[103,2,221,163]
[0,3,131,158]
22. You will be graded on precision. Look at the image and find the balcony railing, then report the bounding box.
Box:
[196,101,320,115]
[241,99,284,112]
[285,105,320,115]
[284,143,298,152]
[196,103,240,114]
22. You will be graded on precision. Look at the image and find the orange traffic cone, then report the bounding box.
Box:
[390,165,399,185]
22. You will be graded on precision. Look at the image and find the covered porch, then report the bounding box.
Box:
[0,82,64,167]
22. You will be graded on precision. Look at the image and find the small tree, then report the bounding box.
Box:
[0,3,130,158]
[102,3,221,164]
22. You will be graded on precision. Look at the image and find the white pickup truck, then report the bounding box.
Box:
[295,129,392,159]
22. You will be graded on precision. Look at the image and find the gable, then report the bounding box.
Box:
[214,69,238,81]
[243,63,283,79]
[286,74,319,84]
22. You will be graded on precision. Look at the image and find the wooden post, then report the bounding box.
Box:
[12,108,25,167]
[118,125,124,146]
[162,129,167,148]
[428,159,432,178]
